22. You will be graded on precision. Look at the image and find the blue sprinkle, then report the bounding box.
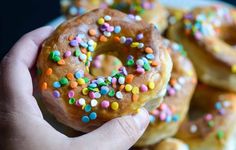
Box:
[146,54,154,60]
[53,81,61,88]
[104,15,111,21]
[89,112,97,120]
[69,40,79,47]
[149,115,155,123]
[88,46,94,52]
[97,78,105,84]
[172,115,180,122]
[142,57,149,63]
[215,102,222,110]
[54,50,60,56]
[89,83,97,88]
[75,70,84,79]
[77,7,86,15]
[138,43,144,49]
[100,86,109,95]
[80,42,88,48]
[82,116,90,123]
[77,33,85,39]
[114,26,121,33]
[85,105,92,113]
[165,115,172,123]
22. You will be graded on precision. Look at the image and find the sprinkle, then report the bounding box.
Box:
[53,81,61,88]
[84,104,92,112]
[41,82,47,90]
[59,77,69,86]
[146,54,154,60]
[64,51,71,58]
[125,84,133,92]
[217,130,224,139]
[215,102,222,110]
[104,15,111,21]
[68,90,75,98]
[232,65,236,73]
[111,102,119,110]
[94,92,101,98]
[140,84,148,92]
[119,85,125,91]
[53,90,60,98]
[208,121,215,127]
[69,98,75,104]
[99,35,108,42]
[172,115,180,122]
[101,100,110,108]
[91,99,98,107]
[114,26,121,33]
[132,87,139,94]
[126,74,134,84]
[118,76,125,84]
[160,112,166,121]
[108,89,115,97]
[100,86,109,95]
[190,124,198,133]
[79,54,87,61]
[126,59,135,66]
[107,26,114,32]
[74,48,81,57]
[125,37,133,45]
[82,116,90,123]
[75,70,84,79]
[136,33,144,40]
[82,88,89,95]
[145,47,153,54]
[132,94,139,101]
[104,31,111,37]
[89,92,96,99]
[58,59,65,65]
[136,59,144,66]
[78,98,86,106]
[46,68,52,75]
[120,36,126,44]
[148,81,155,89]
[204,114,213,121]
[77,78,86,85]
[67,73,75,80]
[151,61,158,67]
[136,67,145,74]
[143,63,151,71]
[88,29,97,36]
[89,112,97,120]
[70,40,79,47]
[131,42,139,48]
[97,18,105,25]
[116,91,123,99]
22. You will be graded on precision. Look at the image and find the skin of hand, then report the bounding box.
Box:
[0,26,150,150]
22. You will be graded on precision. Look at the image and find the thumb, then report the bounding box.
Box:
[68,108,150,150]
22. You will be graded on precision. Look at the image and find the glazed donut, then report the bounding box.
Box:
[61,0,169,33]
[176,84,236,150]
[135,40,197,146]
[37,9,172,132]
[153,138,189,150]
[168,5,236,92]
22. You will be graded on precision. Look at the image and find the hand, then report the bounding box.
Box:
[0,26,150,150]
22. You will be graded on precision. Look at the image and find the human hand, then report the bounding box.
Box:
[0,26,149,150]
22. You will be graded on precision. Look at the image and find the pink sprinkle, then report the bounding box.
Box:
[159,112,166,121]
[107,26,114,32]
[195,31,202,40]
[112,77,117,85]
[89,92,96,99]
[75,100,80,106]
[168,88,176,96]
[204,114,213,121]
[160,103,168,111]
[136,67,145,74]
[140,84,148,92]
[101,100,110,108]
[68,90,75,98]
[152,109,160,116]
[104,23,110,28]
[64,51,72,58]
[76,37,82,43]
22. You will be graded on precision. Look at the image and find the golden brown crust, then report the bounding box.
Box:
[168,5,236,92]
[176,84,236,150]
[37,9,172,132]
[135,39,197,146]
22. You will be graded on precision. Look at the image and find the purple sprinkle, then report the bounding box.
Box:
[53,90,60,98]
[112,77,117,85]
[69,40,79,47]
[125,37,133,45]
[128,14,135,19]
[100,25,107,32]
[218,109,226,115]
[64,51,72,58]
[167,88,176,96]
[184,13,194,19]
[75,37,82,43]
[136,33,144,40]
[136,67,145,74]
[68,90,75,98]
[127,55,134,60]
[107,26,114,32]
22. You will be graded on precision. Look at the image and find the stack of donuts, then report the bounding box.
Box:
[36,0,236,150]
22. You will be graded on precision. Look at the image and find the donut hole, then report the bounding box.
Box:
[90,54,123,77]
[219,26,236,47]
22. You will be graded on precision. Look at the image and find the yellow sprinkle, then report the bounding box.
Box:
[87,52,91,58]
[93,42,97,49]
[132,86,139,94]
[77,78,85,85]
[187,70,193,76]
[232,65,236,73]
[148,81,155,90]
[86,66,89,72]
[82,104,86,110]
[137,108,141,113]
[97,18,105,25]
[125,84,133,92]
[82,88,89,95]
[111,102,119,110]
[131,42,139,48]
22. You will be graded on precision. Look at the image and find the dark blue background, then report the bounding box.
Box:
[0,0,235,59]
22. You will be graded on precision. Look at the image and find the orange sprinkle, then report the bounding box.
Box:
[46,68,52,75]
[151,61,158,67]
[58,59,65,65]
[113,36,120,42]
[88,29,97,36]
[41,82,47,90]
[170,79,177,86]
[68,35,74,41]
[99,35,108,42]
[81,48,87,54]
[119,85,125,91]
[145,47,153,54]
[67,73,75,81]
[70,81,78,89]
[126,74,134,84]
[132,94,139,102]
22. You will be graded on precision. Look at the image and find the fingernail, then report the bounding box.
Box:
[133,108,149,131]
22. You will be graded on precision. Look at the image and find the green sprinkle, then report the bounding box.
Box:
[143,63,151,71]
[69,98,76,104]
[99,82,107,86]
[208,121,215,127]
[53,55,61,62]
[217,130,224,140]
[59,77,69,85]
[74,48,81,57]
[126,59,135,66]
[108,89,115,97]
[49,51,56,60]
[83,77,90,83]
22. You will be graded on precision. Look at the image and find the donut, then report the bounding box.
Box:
[153,138,189,150]
[61,0,169,33]
[176,84,236,150]
[168,5,236,92]
[37,8,172,132]
[135,39,197,146]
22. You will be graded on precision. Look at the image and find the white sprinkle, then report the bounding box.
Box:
[91,99,98,107]
[94,92,101,99]
[190,124,198,133]
[118,76,125,84]
[178,77,186,85]
[120,36,126,44]
[79,98,86,106]
[135,15,142,21]
[104,15,111,21]
[116,91,123,99]
[104,31,111,37]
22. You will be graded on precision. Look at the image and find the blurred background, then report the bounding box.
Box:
[0,0,235,59]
